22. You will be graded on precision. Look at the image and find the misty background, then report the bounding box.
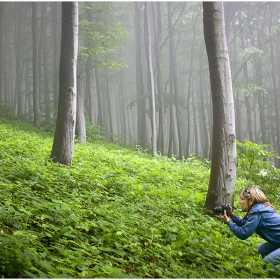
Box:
[1,2,280,165]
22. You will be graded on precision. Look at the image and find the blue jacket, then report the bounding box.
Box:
[227,203,280,245]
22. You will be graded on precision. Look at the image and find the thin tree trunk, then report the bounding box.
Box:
[14,3,24,116]
[134,2,147,147]
[144,3,157,156]
[104,68,114,142]
[167,2,183,159]
[32,2,41,128]
[95,67,103,130]
[269,4,280,166]
[76,76,86,143]
[51,2,60,111]
[154,2,166,156]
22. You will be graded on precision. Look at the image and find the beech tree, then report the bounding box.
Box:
[32,2,41,128]
[51,2,78,166]
[203,2,237,214]
[144,2,157,156]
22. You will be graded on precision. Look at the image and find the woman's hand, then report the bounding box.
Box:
[228,204,234,217]
[220,209,230,223]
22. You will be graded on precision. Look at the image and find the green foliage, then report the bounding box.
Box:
[234,77,268,97]
[0,105,15,119]
[0,119,279,278]
[236,139,280,199]
[78,2,129,72]
[85,122,105,142]
[242,46,266,63]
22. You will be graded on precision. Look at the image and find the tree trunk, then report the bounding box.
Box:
[76,76,86,143]
[14,3,25,116]
[167,2,183,159]
[51,2,78,166]
[42,3,52,122]
[95,67,103,130]
[269,4,280,167]
[32,2,41,128]
[145,3,157,156]
[199,43,210,159]
[154,2,166,156]
[51,2,60,111]
[203,2,236,214]
[134,2,147,147]
[104,68,114,142]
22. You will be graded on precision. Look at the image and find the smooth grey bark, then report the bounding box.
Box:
[269,4,280,167]
[144,3,157,156]
[203,2,236,214]
[186,8,200,158]
[32,2,41,128]
[239,16,253,141]
[14,3,25,116]
[76,77,86,143]
[104,68,114,142]
[51,2,78,166]
[118,72,127,146]
[167,2,184,159]
[154,2,166,156]
[134,2,147,147]
[51,2,60,111]
[199,43,210,159]
[41,3,51,122]
[87,65,95,125]
[95,67,103,130]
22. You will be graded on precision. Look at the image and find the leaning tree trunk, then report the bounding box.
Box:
[203,2,237,214]
[51,2,78,166]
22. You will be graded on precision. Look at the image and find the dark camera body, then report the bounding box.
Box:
[214,203,231,216]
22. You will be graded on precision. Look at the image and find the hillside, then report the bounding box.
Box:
[0,118,278,278]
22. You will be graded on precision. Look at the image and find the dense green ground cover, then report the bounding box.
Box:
[0,118,279,278]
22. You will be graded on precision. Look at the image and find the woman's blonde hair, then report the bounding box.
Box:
[240,186,276,211]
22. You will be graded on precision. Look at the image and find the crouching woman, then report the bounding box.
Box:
[220,186,280,268]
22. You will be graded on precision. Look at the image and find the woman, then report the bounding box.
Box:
[220,186,280,268]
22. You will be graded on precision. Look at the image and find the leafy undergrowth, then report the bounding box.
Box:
[0,118,279,278]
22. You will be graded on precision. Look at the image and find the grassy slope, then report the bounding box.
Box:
[0,118,278,278]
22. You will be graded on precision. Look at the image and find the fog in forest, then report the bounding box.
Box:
[1,2,280,165]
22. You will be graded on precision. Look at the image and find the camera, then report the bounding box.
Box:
[214,203,231,216]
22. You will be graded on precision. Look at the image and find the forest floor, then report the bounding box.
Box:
[0,118,279,278]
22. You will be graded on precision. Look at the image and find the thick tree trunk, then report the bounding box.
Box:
[203,2,236,214]
[51,2,78,166]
